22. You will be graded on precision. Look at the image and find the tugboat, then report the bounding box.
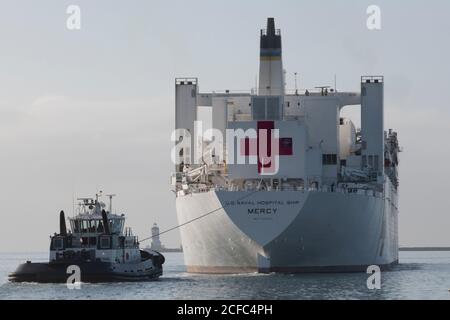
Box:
[9,193,165,283]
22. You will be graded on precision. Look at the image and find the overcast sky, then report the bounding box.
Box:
[1,0,449,251]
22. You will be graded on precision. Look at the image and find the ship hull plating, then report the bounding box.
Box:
[176,186,398,273]
[9,260,163,283]
[9,250,165,283]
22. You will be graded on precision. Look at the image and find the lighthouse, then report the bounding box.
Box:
[151,223,163,251]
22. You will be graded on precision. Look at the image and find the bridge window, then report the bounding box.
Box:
[72,220,80,233]
[322,154,337,165]
[252,97,266,120]
[267,97,280,119]
[81,237,89,246]
[251,96,281,120]
[99,236,111,249]
[53,238,64,250]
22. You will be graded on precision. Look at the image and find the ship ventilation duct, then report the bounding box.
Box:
[59,210,67,236]
[102,209,111,235]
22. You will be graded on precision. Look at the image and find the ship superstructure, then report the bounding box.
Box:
[172,18,400,273]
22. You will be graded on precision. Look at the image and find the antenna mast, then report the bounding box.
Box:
[294,72,298,94]
[106,194,116,213]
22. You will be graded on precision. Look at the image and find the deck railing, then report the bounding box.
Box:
[177,183,383,199]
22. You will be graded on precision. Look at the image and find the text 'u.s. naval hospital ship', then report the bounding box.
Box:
[171,18,400,273]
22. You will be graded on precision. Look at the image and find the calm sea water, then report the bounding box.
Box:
[0,251,449,300]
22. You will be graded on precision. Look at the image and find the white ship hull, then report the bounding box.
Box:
[176,182,398,273]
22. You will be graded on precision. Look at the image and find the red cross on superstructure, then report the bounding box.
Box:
[240,121,293,174]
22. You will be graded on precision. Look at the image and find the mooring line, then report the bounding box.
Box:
[139,189,260,243]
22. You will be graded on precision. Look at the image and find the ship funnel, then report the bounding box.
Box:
[258,17,284,96]
[266,17,275,35]
[59,210,67,236]
[101,209,111,235]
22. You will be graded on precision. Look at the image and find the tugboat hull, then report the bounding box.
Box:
[10,261,110,283]
[9,259,163,283]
